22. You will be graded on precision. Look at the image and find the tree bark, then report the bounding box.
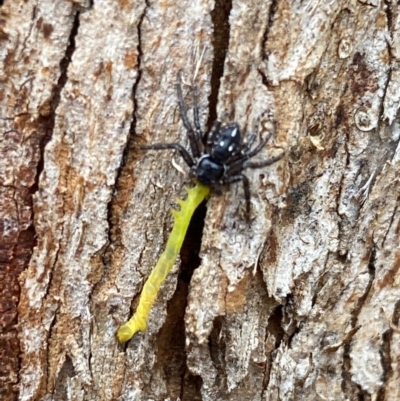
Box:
[1,0,400,400]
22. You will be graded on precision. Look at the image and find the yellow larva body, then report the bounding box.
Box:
[116,183,210,343]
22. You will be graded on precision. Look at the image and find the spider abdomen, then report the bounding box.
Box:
[211,124,241,162]
[195,155,225,185]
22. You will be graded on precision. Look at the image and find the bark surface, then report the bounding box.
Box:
[1,0,400,400]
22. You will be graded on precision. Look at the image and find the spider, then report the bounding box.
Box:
[140,76,284,217]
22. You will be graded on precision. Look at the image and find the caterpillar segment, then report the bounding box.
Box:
[116,183,210,343]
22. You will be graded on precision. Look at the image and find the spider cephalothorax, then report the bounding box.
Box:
[140,77,284,217]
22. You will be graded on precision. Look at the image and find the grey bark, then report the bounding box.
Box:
[1,0,400,400]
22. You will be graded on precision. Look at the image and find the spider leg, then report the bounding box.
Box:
[176,75,201,158]
[242,133,257,153]
[245,131,273,157]
[225,131,275,173]
[244,152,285,169]
[139,143,195,167]
[192,85,204,145]
[220,173,251,216]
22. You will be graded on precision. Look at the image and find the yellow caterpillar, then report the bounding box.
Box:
[116,183,210,343]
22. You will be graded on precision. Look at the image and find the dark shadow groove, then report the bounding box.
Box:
[34,10,80,193]
[207,0,233,128]
[155,201,207,401]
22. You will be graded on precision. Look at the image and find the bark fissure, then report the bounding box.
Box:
[311,252,331,308]
[266,0,278,34]
[381,200,399,248]
[263,304,284,392]
[337,158,350,256]
[43,224,65,394]
[341,247,377,397]
[351,248,376,328]
[383,0,394,38]
[207,0,232,127]
[154,202,206,400]
[34,9,80,193]
[96,1,149,287]
[377,71,392,129]
[377,329,392,401]
[20,4,38,54]
[128,0,148,140]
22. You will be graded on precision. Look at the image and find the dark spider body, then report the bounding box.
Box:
[195,124,241,184]
[140,77,284,217]
[195,155,225,185]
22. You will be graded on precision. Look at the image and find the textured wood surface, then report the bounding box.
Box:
[1,0,399,400]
